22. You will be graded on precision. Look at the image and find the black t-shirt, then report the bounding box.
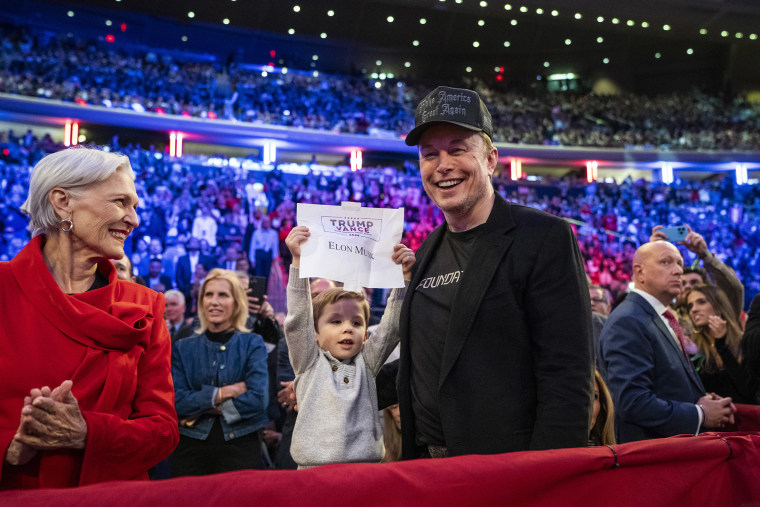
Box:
[409,224,483,446]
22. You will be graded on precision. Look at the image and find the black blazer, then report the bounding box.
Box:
[397,194,594,458]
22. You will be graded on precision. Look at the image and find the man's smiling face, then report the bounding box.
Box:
[418,123,496,226]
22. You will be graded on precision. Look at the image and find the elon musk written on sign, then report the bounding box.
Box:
[296,201,405,292]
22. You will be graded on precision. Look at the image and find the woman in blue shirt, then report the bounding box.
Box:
[170,268,269,476]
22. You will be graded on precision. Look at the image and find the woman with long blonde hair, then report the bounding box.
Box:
[589,371,616,446]
[171,269,271,476]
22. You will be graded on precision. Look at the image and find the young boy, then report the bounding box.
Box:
[283,225,414,468]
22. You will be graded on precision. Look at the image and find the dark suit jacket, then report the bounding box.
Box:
[141,274,173,292]
[175,254,216,295]
[598,291,706,443]
[397,194,594,459]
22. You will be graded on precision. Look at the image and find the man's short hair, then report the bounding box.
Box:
[164,289,185,305]
[589,284,610,304]
[682,266,707,283]
[312,288,370,333]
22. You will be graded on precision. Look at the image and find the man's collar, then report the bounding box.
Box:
[631,287,670,315]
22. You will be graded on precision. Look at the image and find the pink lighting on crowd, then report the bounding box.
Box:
[350,149,363,171]
[510,158,522,180]
[169,132,184,158]
[586,161,598,183]
[63,121,79,147]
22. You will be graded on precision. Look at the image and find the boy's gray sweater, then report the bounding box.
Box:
[284,266,406,467]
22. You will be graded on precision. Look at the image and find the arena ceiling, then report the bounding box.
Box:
[40,0,760,89]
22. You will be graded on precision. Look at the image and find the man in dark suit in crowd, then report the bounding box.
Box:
[598,240,736,443]
[164,290,194,344]
[142,258,172,292]
[136,237,175,284]
[175,237,216,297]
[397,86,594,459]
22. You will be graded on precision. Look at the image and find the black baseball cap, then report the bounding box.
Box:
[405,86,493,146]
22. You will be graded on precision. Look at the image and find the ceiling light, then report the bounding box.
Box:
[371,73,378,79]
[420,18,427,24]
[641,21,649,28]
[736,32,744,38]
[504,4,512,10]
[105,20,112,26]
[721,30,729,37]
[293,5,300,12]
[663,24,671,31]
[626,20,634,26]
[376,60,382,65]
[596,36,603,43]
[551,10,558,16]
[655,52,661,59]
[520,6,528,13]
[320,32,327,38]
[511,19,518,25]
[480,1,488,6]
[223,18,230,24]
[473,41,480,47]
[564,38,571,45]
[603,57,610,64]
[288,28,295,34]
[536,8,543,14]
[327,10,334,16]
[413,40,420,46]
[313,71,319,77]
[387,16,394,22]
[494,66,500,72]
[597,16,604,22]
[312,55,319,60]
[466,66,472,72]
[543,61,550,67]
[686,48,694,54]
[699,28,707,35]
[612,18,619,24]
[503,41,511,47]
[750,34,758,40]
[478,20,485,26]
[404,61,411,67]
[574,13,582,20]
[187,11,194,18]
[181,36,188,42]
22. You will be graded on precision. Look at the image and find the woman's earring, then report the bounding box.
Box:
[60,218,74,232]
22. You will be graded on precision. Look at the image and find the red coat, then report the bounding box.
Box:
[0,236,179,489]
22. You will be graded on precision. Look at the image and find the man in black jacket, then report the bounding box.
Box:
[397,86,594,459]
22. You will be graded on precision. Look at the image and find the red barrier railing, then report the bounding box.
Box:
[2,405,759,506]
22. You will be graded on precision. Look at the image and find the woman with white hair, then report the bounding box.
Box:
[0,147,178,489]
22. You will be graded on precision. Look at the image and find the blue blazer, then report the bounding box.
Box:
[598,291,706,443]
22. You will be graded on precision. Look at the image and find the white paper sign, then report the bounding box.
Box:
[296,202,405,291]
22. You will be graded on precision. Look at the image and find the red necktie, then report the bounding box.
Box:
[662,310,693,366]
